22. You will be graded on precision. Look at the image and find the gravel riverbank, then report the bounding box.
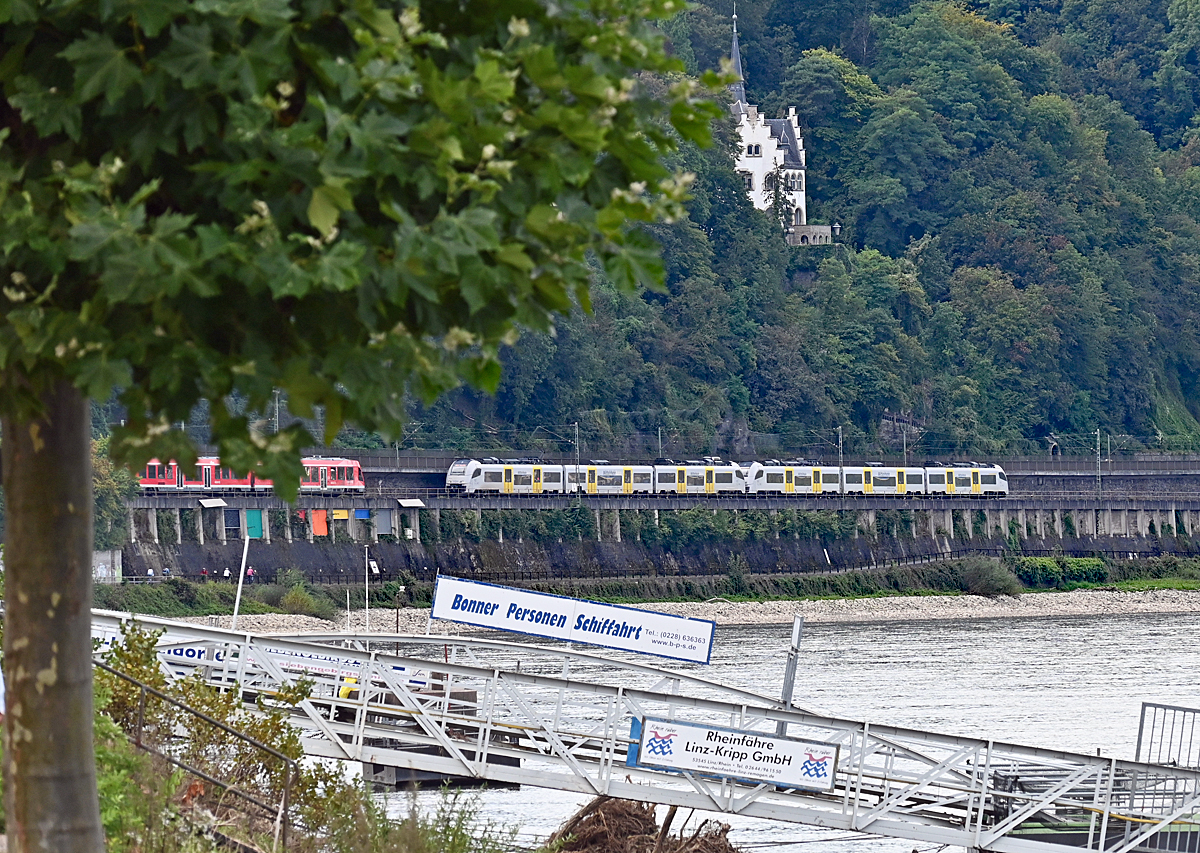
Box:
[187,588,1200,635]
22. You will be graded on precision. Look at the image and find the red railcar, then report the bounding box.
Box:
[138,456,365,492]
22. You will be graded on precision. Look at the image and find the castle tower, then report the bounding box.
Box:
[730,17,834,246]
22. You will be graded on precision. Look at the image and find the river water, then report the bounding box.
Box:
[395,612,1200,852]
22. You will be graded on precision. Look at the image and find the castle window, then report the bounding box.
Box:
[740,171,753,190]
[746,144,762,157]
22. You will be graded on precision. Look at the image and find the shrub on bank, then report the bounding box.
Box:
[961,558,1022,597]
[1009,557,1106,588]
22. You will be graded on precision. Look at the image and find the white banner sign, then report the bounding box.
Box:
[631,716,838,791]
[430,576,715,664]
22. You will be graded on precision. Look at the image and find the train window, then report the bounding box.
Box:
[544,471,561,483]
[686,473,705,486]
[588,470,596,484]
[658,472,676,484]
[822,473,839,484]
[504,469,512,482]
[955,476,971,487]
[484,471,503,482]
[755,470,765,479]
[874,476,897,487]
[972,471,980,485]
[998,472,1007,481]
[633,472,652,484]
[845,473,863,484]
[766,473,784,484]
[598,474,623,487]
[568,472,582,484]
[785,471,793,484]
[513,474,532,486]
[909,473,923,484]
[472,469,483,479]
[533,470,542,483]
[982,474,997,485]
[864,471,872,484]
[795,475,812,486]
[928,473,945,485]
[897,472,905,485]
[706,470,713,484]
[715,472,733,484]
[624,470,632,484]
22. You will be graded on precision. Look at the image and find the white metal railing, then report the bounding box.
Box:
[92,610,1200,853]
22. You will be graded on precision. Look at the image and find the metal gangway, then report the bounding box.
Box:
[92,610,1200,853]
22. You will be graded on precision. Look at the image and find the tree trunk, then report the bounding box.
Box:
[2,380,104,851]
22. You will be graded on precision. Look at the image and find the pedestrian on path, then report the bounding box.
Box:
[223,567,231,581]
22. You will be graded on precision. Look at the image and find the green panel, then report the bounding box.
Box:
[246,509,263,539]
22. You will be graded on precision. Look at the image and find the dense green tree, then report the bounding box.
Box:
[0,0,718,849]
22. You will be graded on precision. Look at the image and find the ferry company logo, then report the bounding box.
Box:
[802,753,831,779]
[646,730,677,756]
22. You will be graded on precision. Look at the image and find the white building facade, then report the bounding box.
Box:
[730,18,834,246]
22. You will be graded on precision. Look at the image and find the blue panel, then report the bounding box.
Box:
[354,509,370,519]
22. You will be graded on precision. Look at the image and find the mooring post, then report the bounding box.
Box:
[776,616,804,737]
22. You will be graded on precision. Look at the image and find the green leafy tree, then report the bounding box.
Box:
[91,437,137,550]
[0,0,719,849]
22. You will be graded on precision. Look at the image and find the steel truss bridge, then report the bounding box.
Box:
[93,610,1200,853]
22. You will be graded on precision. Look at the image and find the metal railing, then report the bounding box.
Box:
[92,612,1200,853]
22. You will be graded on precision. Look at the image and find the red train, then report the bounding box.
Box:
[139,456,365,492]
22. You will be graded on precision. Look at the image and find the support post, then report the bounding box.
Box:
[196,507,205,545]
[174,508,183,545]
[150,508,160,544]
[775,617,804,737]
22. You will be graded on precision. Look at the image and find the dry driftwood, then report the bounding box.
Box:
[546,796,742,853]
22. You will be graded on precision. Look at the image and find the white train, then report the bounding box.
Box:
[446,458,1009,497]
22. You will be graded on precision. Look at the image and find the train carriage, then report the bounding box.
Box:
[654,459,745,495]
[565,462,654,495]
[139,456,364,492]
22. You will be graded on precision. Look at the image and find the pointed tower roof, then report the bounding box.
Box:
[730,10,747,106]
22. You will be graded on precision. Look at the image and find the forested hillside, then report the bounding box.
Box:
[406,0,1200,459]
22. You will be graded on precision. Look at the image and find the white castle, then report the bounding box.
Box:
[730,16,836,246]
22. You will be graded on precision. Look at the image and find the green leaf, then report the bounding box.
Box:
[60,32,142,104]
[307,183,353,238]
[157,24,216,88]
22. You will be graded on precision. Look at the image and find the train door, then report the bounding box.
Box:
[320,466,328,489]
[203,465,212,488]
[623,468,632,494]
[705,468,715,494]
[864,469,873,494]
[677,468,686,494]
[587,468,597,494]
[176,465,185,488]
[945,469,954,494]
[972,469,981,494]
[503,467,513,493]
[897,471,906,495]
[812,468,822,494]
[533,467,543,494]
[785,468,794,493]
